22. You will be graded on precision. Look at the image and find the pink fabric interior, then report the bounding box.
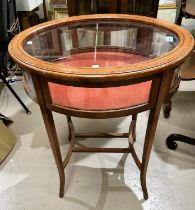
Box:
[53,51,150,67]
[49,51,151,110]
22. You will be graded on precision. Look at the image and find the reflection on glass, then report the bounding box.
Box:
[23,20,178,69]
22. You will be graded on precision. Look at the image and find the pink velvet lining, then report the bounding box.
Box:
[49,51,151,110]
[49,82,151,110]
[53,51,150,67]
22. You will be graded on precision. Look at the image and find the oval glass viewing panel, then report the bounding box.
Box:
[23,20,179,69]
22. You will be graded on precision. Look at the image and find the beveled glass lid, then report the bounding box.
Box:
[9,14,194,82]
[23,19,179,69]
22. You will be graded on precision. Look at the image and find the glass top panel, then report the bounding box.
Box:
[23,20,179,69]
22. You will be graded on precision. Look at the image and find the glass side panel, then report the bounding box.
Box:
[49,81,151,110]
[23,71,151,110]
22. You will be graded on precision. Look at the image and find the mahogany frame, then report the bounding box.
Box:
[8,14,194,200]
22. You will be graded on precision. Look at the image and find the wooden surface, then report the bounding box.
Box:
[179,50,195,80]
[0,121,16,163]
[185,0,195,16]
[48,0,68,20]
[18,8,41,30]
[8,14,194,199]
[67,0,159,17]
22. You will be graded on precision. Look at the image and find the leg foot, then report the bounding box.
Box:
[140,174,148,200]
[59,177,65,198]
[132,114,137,142]
[163,97,172,118]
[66,115,72,141]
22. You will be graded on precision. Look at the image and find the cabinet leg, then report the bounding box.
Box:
[163,96,172,118]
